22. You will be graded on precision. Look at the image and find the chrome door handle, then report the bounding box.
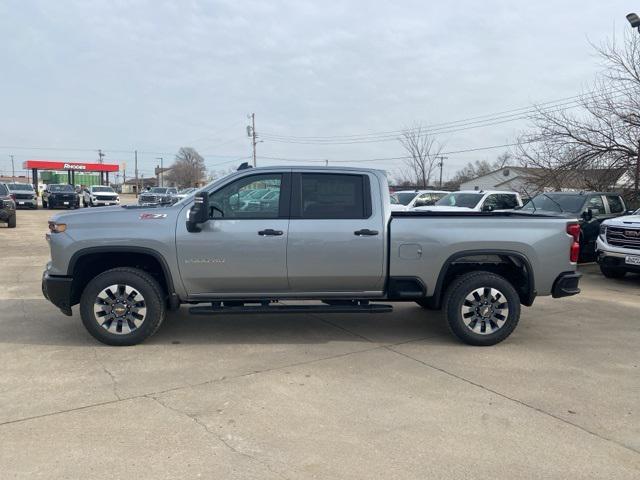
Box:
[258,229,284,236]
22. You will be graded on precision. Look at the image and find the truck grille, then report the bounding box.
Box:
[606,225,640,250]
[98,195,118,201]
[14,193,34,200]
[139,195,157,203]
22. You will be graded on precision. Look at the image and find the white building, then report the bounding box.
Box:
[460,166,629,195]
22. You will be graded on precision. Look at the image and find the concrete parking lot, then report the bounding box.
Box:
[0,204,639,479]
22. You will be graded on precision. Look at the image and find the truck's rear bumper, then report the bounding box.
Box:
[551,271,581,298]
[42,271,73,316]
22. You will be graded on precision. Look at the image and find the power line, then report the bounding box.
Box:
[259,88,633,144]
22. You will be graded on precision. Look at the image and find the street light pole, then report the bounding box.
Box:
[10,155,15,182]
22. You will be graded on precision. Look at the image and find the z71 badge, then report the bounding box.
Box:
[139,213,168,220]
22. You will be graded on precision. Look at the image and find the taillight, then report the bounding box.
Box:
[567,222,580,263]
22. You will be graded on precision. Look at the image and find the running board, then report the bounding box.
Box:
[189,303,393,315]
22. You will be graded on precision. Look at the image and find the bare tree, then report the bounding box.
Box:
[397,124,444,187]
[165,147,206,188]
[517,31,640,203]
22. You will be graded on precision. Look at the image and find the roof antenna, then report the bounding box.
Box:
[237,162,252,171]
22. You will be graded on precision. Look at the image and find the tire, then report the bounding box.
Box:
[48,201,54,209]
[599,264,626,279]
[443,271,521,346]
[7,214,16,228]
[415,298,438,310]
[80,267,166,346]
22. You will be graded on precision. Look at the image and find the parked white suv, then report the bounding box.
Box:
[596,208,640,278]
[82,185,120,207]
[390,190,449,211]
[413,190,522,212]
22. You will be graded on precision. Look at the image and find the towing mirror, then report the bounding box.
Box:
[186,192,210,232]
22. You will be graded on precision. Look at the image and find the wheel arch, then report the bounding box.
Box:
[429,249,536,309]
[67,246,178,308]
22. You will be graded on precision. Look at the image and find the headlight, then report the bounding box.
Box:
[48,222,67,233]
[599,224,607,237]
[91,196,97,201]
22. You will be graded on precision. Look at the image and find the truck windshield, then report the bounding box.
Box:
[7,183,33,191]
[149,188,168,194]
[394,192,418,205]
[92,186,114,192]
[522,194,585,213]
[50,185,74,192]
[0,184,8,195]
[436,193,482,208]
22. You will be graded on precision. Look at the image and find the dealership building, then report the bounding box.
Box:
[22,160,119,191]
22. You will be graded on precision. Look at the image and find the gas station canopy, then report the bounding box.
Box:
[23,160,119,172]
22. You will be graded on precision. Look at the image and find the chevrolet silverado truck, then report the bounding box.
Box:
[42,167,581,347]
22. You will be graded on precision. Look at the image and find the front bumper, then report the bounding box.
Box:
[597,250,640,273]
[92,199,120,206]
[42,270,74,316]
[551,271,581,298]
[14,198,37,208]
[49,197,79,208]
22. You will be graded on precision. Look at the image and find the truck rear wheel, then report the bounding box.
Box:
[443,271,520,346]
[79,268,166,346]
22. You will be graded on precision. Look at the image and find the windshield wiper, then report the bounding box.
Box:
[541,194,564,213]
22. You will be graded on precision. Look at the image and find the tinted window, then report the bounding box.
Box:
[91,186,114,192]
[0,184,8,195]
[50,184,74,192]
[586,195,605,215]
[606,195,624,213]
[210,174,282,219]
[522,194,585,213]
[395,192,417,205]
[149,187,168,194]
[497,194,518,209]
[436,193,482,208]
[300,174,366,219]
[482,194,499,211]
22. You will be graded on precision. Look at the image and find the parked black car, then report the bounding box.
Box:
[0,183,17,228]
[521,191,629,260]
[42,184,80,209]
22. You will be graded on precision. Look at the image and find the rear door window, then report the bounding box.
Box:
[297,173,369,219]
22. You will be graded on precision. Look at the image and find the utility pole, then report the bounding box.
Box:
[636,140,640,204]
[156,157,164,187]
[98,149,105,163]
[134,150,139,198]
[247,113,257,167]
[436,156,448,188]
[10,155,15,182]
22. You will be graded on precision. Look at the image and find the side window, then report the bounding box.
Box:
[606,195,624,214]
[299,174,367,219]
[497,194,518,209]
[586,195,605,215]
[482,194,499,211]
[209,174,282,219]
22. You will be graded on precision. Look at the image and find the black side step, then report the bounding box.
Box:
[189,304,393,315]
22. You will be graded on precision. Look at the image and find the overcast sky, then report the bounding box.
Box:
[0,1,636,180]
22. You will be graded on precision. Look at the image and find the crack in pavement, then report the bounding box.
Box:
[93,348,122,401]
[385,345,640,456]
[147,395,289,480]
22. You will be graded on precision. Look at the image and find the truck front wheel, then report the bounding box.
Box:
[79,268,166,346]
[443,271,520,346]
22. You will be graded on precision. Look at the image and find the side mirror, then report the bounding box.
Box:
[582,209,593,221]
[186,192,210,233]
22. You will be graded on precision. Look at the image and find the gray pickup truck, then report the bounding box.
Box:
[42,167,581,346]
